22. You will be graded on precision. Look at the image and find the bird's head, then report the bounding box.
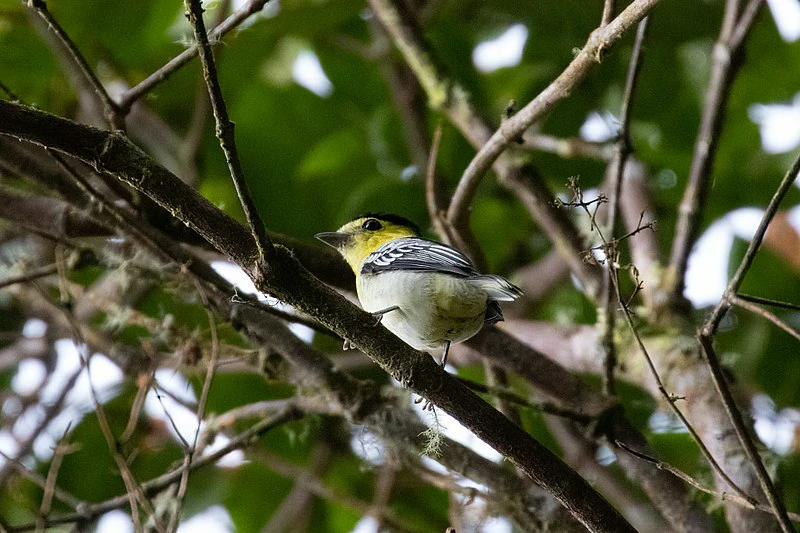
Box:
[316,213,420,273]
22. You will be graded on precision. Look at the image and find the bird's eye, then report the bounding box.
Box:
[362,219,382,231]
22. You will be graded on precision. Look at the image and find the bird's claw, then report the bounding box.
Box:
[414,395,435,411]
[369,305,400,327]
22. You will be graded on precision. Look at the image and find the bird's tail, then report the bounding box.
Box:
[467,275,523,301]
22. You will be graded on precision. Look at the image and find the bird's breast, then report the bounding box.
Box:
[357,271,488,351]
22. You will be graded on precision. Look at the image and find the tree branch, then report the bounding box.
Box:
[26,0,123,129]
[600,15,650,395]
[183,0,275,272]
[368,0,603,296]
[0,99,636,533]
[448,0,662,229]
[697,148,800,533]
[667,0,764,308]
[117,0,273,111]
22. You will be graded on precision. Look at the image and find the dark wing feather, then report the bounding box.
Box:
[361,238,479,277]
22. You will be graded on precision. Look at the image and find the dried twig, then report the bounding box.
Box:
[564,175,750,504]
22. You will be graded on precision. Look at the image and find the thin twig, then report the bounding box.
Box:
[703,152,800,335]
[5,408,302,533]
[0,450,83,511]
[257,450,414,533]
[0,366,82,489]
[184,0,274,272]
[521,134,613,161]
[36,425,75,531]
[615,440,800,522]
[422,123,518,420]
[118,0,272,111]
[0,264,58,290]
[424,122,448,240]
[564,170,750,503]
[370,464,399,531]
[120,369,155,443]
[166,282,220,533]
[26,0,123,129]
[607,246,752,501]
[732,0,765,46]
[602,0,617,26]
[732,295,800,343]
[0,80,20,101]
[54,282,166,532]
[736,293,800,312]
[600,16,650,396]
[455,376,593,424]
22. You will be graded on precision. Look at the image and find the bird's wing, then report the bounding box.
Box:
[361,237,480,277]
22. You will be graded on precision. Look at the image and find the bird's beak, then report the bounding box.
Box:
[315,231,350,249]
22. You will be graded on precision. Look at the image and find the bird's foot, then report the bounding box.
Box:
[414,395,436,412]
[369,305,399,326]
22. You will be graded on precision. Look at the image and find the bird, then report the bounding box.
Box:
[315,213,522,367]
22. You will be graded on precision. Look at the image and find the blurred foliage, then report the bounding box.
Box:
[2,0,800,530]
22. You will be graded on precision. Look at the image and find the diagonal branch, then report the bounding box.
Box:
[368,0,661,298]
[448,0,662,230]
[616,440,800,523]
[26,0,124,129]
[703,151,800,334]
[118,0,272,111]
